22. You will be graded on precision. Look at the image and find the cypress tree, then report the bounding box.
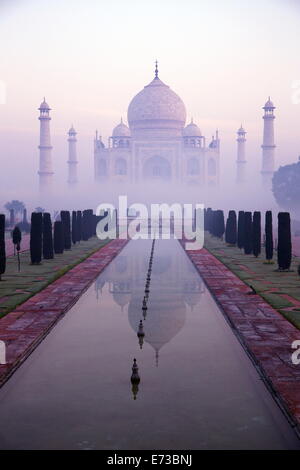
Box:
[244,212,252,255]
[225,214,230,243]
[92,214,98,237]
[76,210,82,242]
[12,226,22,271]
[82,210,89,241]
[65,210,71,248]
[82,209,94,239]
[277,212,292,270]
[206,208,213,233]
[215,210,225,239]
[60,211,71,250]
[54,221,64,254]
[230,210,237,245]
[0,214,6,280]
[265,211,273,262]
[87,209,94,238]
[252,211,261,258]
[43,212,54,259]
[237,211,245,249]
[225,210,237,245]
[72,211,77,244]
[12,226,21,250]
[30,212,43,264]
[211,211,215,236]
[209,208,214,233]
[220,210,225,239]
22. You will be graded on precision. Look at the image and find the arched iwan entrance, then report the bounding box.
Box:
[143,156,171,181]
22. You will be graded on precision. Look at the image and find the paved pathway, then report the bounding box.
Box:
[0,238,128,387]
[181,242,300,434]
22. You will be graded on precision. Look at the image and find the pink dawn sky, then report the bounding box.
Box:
[0,0,299,206]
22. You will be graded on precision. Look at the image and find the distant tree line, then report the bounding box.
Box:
[272,159,300,217]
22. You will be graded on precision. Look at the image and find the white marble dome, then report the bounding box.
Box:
[112,119,130,137]
[127,76,186,135]
[183,120,201,137]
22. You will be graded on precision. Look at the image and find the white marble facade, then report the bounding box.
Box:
[94,65,220,186]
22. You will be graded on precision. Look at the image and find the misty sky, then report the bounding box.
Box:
[0,0,300,208]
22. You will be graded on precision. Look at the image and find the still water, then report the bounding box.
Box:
[0,239,299,450]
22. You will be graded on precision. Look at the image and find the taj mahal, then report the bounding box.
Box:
[94,62,220,185]
[37,62,276,189]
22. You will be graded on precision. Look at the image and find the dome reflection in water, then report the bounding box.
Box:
[96,240,204,369]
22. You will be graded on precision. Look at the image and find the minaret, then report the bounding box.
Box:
[38,98,53,189]
[67,125,78,185]
[236,124,247,183]
[261,97,276,187]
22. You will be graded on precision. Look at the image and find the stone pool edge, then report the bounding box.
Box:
[0,238,129,388]
[180,241,300,438]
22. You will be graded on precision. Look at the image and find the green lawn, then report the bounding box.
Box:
[0,237,110,318]
[204,233,300,330]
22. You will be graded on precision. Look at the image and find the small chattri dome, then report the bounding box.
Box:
[68,124,76,134]
[183,119,201,137]
[112,118,131,137]
[264,97,275,108]
[237,124,246,133]
[39,97,50,110]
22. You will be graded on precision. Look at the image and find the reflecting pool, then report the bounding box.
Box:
[0,239,299,449]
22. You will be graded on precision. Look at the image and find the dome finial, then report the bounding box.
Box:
[155,60,158,79]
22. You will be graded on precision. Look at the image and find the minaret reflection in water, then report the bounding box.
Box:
[137,320,145,349]
[131,358,140,400]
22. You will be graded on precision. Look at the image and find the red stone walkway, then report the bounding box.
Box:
[181,242,300,434]
[0,238,128,387]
